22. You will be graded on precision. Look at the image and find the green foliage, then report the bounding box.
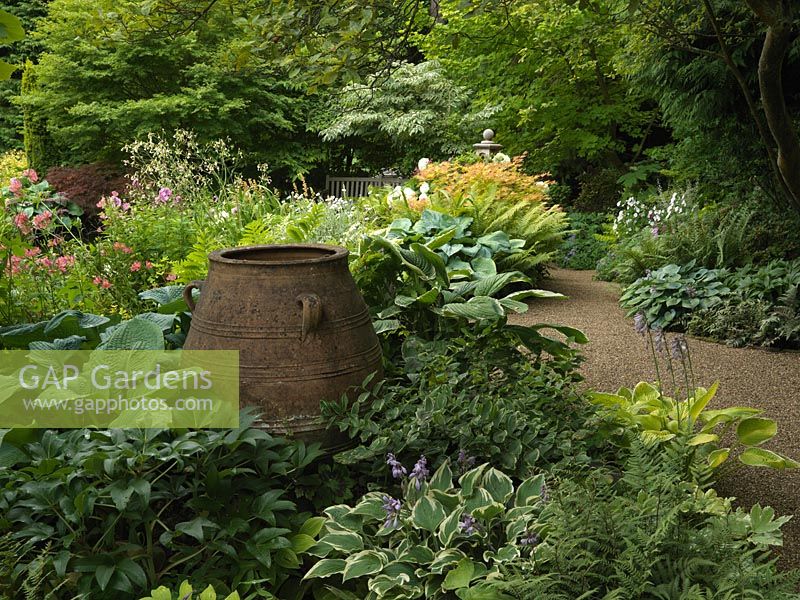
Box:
[498,441,799,599]
[573,166,623,213]
[0,415,323,598]
[22,0,326,176]
[0,7,24,78]
[413,158,569,277]
[619,262,729,330]
[592,381,799,472]
[320,61,493,174]
[0,286,191,350]
[20,58,56,172]
[303,461,545,600]
[687,259,800,348]
[361,210,571,345]
[421,0,651,177]
[139,581,240,600]
[0,0,46,151]
[557,212,610,270]
[324,330,593,481]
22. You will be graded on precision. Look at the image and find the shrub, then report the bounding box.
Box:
[325,330,593,482]
[0,149,26,183]
[687,259,800,348]
[619,261,730,330]
[688,298,771,347]
[557,211,609,270]
[497,442,799,599]
[45,162,129,217]
[304,461,546,600]
[573,166,623,212]
[414,157,567,273]
[0,415,323,598]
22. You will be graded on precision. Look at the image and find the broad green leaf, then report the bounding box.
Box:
[689,382,719,422]
[342,550,387,581]
[736,418,777,446]
[688,433,718,446]
[482,468,513,503]
[442,558,475,590]
[319,531,364,553]
[633,381,660,405]
[739,448,800,469]
[290,534,317,553]
[438,509,462,546]
[411,242,450,285]
[95,564,115,591]
[441,296,504,321]
[707,448,730,468]
[472,272,530,297]
[304,558,347,579]
[300,516,326,538]
[515,474,545,507]
[429,460,453,492]
[412,496,446,532]
[0,10,24,43]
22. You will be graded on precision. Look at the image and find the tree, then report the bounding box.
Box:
[19,0,329,177]
[0,1,33,150]
[420,0,653,177]
[629,0,800,211]
[320,61,496,174]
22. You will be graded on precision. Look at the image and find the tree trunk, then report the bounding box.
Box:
[744,0,800,211]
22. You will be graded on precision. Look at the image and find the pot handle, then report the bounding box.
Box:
[183,280,204,313]
[297,293,322,341]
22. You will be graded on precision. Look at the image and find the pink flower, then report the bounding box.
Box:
[48,237,63,248]
[55,255,75,273]
[92,276,111,289]
[5,255,23,276]
[122,202,131,211]
[112,242,133,254]
[96,198,106,209]
[36,256,53,270]
[32,210,53,230]
[145,260,153,270]
[155,187,172,204]
[130,261,142,272]
[24,247,41,258]
[22,169,38,183]
[166,273,177,282]
[13,212,31,235]
[9,178,22,195]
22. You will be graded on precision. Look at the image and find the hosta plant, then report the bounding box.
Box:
[619,261,730,330]
[363,214,566,341]
[304,461,545,600]
[591,381,799,471]
[139,581,239,600]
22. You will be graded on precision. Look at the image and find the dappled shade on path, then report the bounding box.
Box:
[512,268,800,569]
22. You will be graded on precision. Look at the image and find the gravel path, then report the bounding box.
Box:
[511,268,800,569]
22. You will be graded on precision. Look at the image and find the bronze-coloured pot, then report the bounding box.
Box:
[182,244,383,446]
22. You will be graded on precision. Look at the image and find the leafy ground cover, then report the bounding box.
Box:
[0,141,798,599]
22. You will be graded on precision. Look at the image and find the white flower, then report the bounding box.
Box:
[418,158,430,172]
[419,182,430,194]
[402,187,416,199]
[492,152,511,163]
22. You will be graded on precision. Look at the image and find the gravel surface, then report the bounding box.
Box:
[511,268,800,569]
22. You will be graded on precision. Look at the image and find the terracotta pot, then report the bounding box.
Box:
[182,244,382,446]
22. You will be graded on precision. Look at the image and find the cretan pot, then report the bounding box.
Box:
[182,244,383,447]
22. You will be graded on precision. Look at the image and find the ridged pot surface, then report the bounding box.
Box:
[182,244,382,446]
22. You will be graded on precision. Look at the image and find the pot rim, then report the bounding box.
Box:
[209,243,349,266]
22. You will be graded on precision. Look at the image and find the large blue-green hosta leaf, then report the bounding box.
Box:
[441,297,504,321]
